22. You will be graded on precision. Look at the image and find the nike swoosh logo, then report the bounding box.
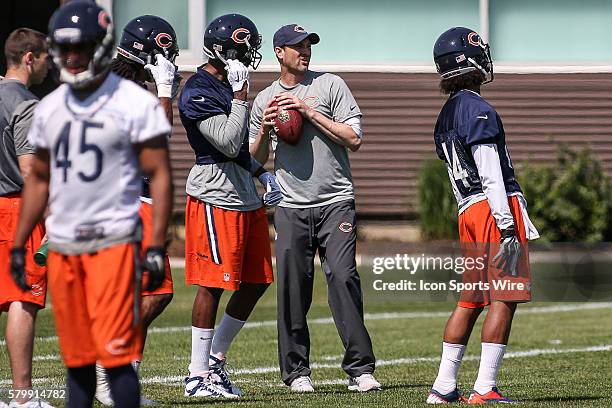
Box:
[350,106,357,111]
[476,114,488,119]
[193,96,206,102]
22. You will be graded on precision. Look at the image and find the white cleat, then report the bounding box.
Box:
[184,374,239,398]
[94,363,113,406]
[348,373,382,392]
[8,398,55,408]
[0,401,8,408]
[289,376,315,393]
[208,355,241,397]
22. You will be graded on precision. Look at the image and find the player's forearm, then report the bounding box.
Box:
[198,101,249,158]
[304,108,362,151]
[13,175,49,248]
[472,143,514,231]
[159,97,173,126]
[148,166,173,247]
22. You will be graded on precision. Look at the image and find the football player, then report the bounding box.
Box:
[10,2,173,407]
[178,13,281,398]
[93,14,180,406]
[427,27,539,404]
[0,28,53,408]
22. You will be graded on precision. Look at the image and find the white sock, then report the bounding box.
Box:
[432,342,466,394]
[473,342,507,394]
[131,360,141,375]
[189,327,214,376]
[210,313,245,362]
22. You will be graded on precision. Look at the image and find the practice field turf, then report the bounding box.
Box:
[1,266,611,407]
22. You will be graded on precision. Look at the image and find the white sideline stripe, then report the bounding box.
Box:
[140,344,612,386]
[2,302,611,347]
[2,344,610,388]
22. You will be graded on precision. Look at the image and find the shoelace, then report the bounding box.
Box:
[210,360,233,388]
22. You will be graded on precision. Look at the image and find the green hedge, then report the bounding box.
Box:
[417,145,612,242]
[417,158,458,240]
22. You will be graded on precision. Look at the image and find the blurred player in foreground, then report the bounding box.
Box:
[0,28,52,408]
[178,13,281,398]
[94,14,181,406]
[10,2,173,407]
[427,27,539,404]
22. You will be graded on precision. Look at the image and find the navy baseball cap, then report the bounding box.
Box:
[273,24,320,48]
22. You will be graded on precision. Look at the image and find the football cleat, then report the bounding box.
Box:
[468,387,514,404]
[184,374,239,398]
[8,398,54,408]
[208,355,241,397]
[348,373,382,392]
[427,388,468,404]
[289,376,315,392]
[94,363,113,406]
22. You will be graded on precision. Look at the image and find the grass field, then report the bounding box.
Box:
[1,265,612,407]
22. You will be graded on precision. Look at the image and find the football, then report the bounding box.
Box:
[271,100,303,146]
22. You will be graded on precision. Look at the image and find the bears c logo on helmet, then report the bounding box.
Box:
[231,28,251,44]
[467,32,482,47]
[155,32,173,48]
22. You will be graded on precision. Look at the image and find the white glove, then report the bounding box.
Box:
[225,59,249,93]
[144,54,176,98]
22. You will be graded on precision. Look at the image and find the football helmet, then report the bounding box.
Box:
[117,15,179,66]
[433,27,493,84]
[203,14,262,69]
[48,1,114,89]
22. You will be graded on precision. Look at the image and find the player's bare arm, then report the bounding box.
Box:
[16,154,35,182]
[275,92,362,151]
[137,136,173,248]
[13,149,50,248]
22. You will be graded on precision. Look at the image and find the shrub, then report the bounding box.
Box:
[519,145,610,242]
[417,157,458,240]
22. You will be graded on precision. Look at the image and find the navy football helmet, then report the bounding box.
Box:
[203,14,262,69]
[48,1,114,89]
[117,15,179,66]
[433,27,493,84]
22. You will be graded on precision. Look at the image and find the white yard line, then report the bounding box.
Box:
[2,302,611,347]
[2,344,610,388]
[141,344,612,386]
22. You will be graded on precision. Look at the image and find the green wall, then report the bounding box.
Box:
[111,0,612,63]
[490,0,612,61]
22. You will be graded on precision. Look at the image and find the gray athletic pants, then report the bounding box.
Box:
[275,199,376,385]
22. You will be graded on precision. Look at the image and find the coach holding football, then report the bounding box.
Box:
[249,24,380,393]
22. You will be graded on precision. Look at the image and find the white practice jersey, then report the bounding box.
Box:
[28,73,171,253]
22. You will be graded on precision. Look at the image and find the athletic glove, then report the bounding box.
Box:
[142,246,166,291]
[225,59,249,93]
[492,227,523,277]
[144,54,176,98]
[10,247,30,291]
[257,172,283,207]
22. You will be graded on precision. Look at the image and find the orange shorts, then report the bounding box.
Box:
[458,195,531,308]
[185,196,274,290]
[139,200,173,296]
[0,194,47,312]
[47,243,143,368]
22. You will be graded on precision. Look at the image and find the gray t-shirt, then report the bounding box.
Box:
[186,99,262,211]
[249,71,361,208]
[0,79,38,196]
